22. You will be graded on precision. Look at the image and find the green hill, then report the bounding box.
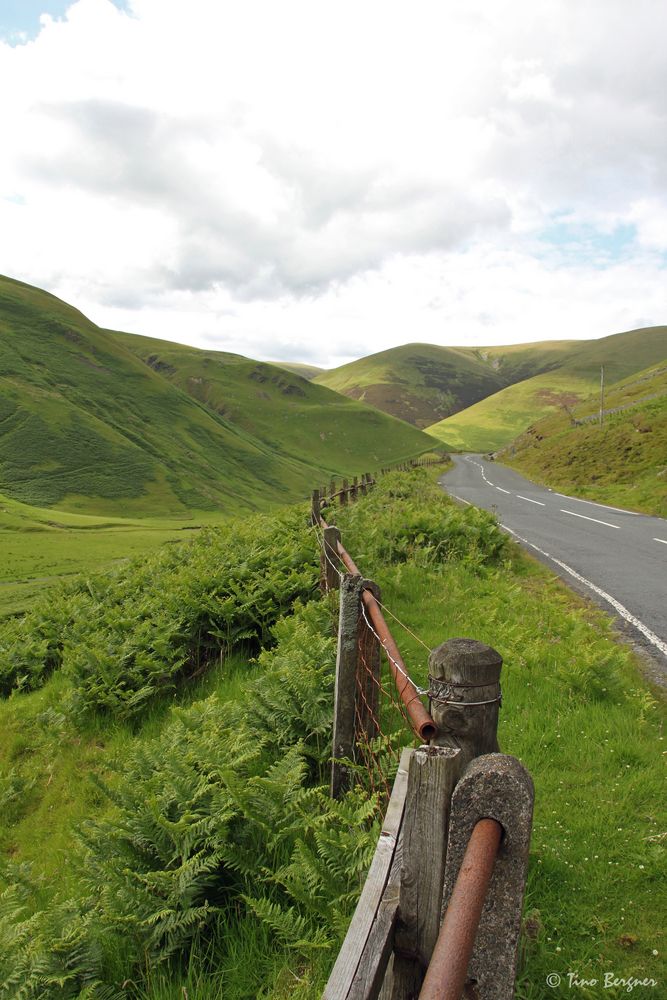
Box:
[0,275,433,519]
[108,330,433,486]
[501,360,667,516]
[313,342,509,427]
[427,326,667,451]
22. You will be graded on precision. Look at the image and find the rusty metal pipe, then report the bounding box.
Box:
[419,818,503,1000]
[319,521,437,742]
[361,591,437,742]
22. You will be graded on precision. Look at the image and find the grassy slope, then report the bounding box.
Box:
[502,361,667,516]
[0,276,305,517]
[428,326,667,451]
[313,342,509,428]
[0,276,432,520]
[0,473,663,998]
[109,330,435,482]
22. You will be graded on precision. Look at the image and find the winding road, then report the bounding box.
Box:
[439,454,667,683]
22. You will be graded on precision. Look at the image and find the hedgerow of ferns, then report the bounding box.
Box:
[0,505,319,714]
[329,468,508,568]
[0,600,381,996]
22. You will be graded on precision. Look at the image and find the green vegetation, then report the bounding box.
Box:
[0,274,432,520]
[0,490,218,618]
[313,342,508,428]
[427,326,667,451]
[502,361,667,517]
[0,505,317,712]
[0,470,663,998]
[110,329,433,487]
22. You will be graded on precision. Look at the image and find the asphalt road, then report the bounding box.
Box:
[440,454,667,682]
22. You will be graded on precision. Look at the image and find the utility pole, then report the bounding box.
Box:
[599,365,605,426]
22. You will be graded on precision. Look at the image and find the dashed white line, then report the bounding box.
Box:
[516,494,546,506]
[654,538,667,546]
[496,487,511,494]
[500,525,667,659]
[553,493,641,516]
[451,494,471,505]
[560,509,620,529]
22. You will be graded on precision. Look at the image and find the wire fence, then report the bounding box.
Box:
[311,461,443,808]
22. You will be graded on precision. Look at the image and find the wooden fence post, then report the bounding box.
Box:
[322,525,342,593]
[356,580,381,747]
[387,746,463,998]
[428,638,503,769]
[311,489,321,526]
[341,478,349,506]
[331,575,382,798]
[331,575,362,798]
[352,476,359,501]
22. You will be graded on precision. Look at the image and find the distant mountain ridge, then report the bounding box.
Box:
[427,326,667,451]
[0,275,434,516]
[313,332,667,448]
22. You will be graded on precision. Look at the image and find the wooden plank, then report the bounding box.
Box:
[347,880,399,1000]
[389,746,462,998]
[323,749,413,1000]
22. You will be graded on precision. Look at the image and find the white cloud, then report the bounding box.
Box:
[0,0,666,366]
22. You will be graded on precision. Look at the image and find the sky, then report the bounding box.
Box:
[1,0,667,368]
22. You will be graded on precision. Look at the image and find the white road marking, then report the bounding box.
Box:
[487,481,495,487]
[654,538,667,546]
[560,509,620,529]
[516,494,546,506]
[500,525,667,659]
[553,493,641,516]
[451,494,471,505]
[496,487,511,494]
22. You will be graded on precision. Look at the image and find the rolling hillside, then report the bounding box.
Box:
[0,275,433,518]
[427,326,667,451]
[108,330,432,483]
[313,343,509,427]
[502,360,667,516]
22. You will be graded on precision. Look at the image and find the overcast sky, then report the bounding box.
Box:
[1,0,666,368]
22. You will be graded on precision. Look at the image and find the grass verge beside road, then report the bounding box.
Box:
[0,470,663,998]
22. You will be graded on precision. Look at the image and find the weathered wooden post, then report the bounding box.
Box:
[387,746,463,998]
[352,476,359,501]
[428,638,502,770]
[356,580,381,747]
[311,488,321,526]
[321,525,342,593]
[330,478,336,500]
[341,478,349,507]
[331,575,382,799]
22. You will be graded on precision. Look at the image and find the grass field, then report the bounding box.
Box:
[427,326,667,452]
[503,361,667,517]
[0,490,224,617]
[0,471,663,998]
